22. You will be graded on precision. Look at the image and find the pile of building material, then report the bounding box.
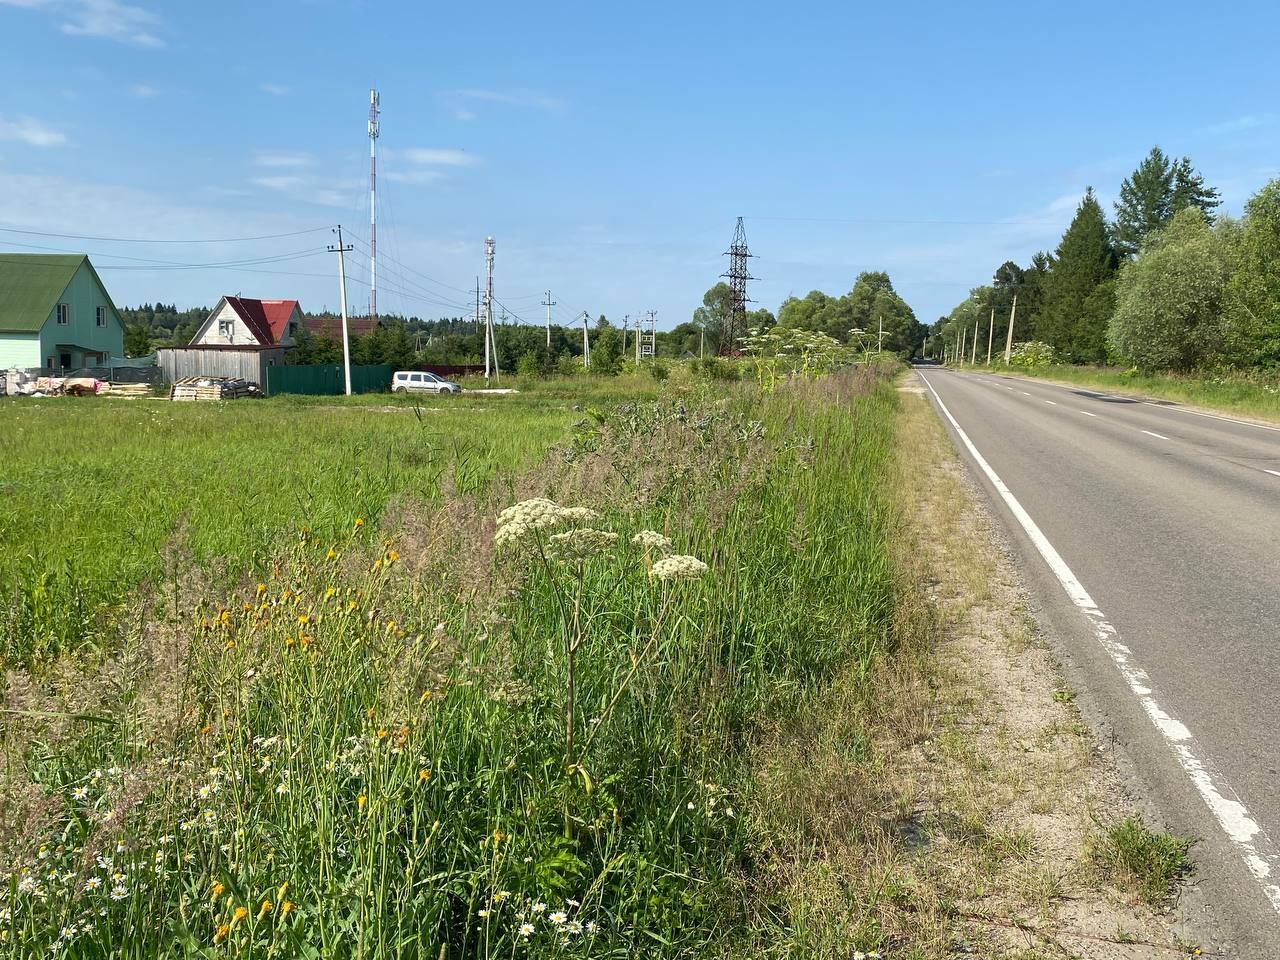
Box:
[169,376,261,402]
[103,382,153,398]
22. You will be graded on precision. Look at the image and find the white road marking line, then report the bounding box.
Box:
[917,370,1280,916]
[1140,400,1280,434]
[1142,430,1170,440]
[1021,391,1032,396]
[1079,411,1098,417]
[1266,469,1280,478]
[1044,400,1058,405]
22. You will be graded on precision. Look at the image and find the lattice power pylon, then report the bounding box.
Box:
[720,216,756,355]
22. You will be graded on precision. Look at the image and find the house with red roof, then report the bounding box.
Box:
[189,296,302,349]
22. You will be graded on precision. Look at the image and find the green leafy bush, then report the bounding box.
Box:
[1008,341,1058,368]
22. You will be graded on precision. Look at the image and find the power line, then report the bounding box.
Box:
[0,223,333,244]
[0,239,326,269]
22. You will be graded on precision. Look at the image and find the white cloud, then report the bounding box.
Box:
[252,173,360,209]
[0,115,67,147]
[452,107,476,122]
[1,0,164,46]
[254,151,313,169]
[450,88,565,114]
[128,83,157,98]
[399,147,477,167]
[1202,113,1275,136]
[259,83,289,97]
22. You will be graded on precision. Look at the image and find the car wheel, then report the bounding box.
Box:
[393,385,405,393]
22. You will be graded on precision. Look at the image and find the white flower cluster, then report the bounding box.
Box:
[558,507,600,524]
[495,498,569,547]
[548,529,619,563]
[631,530,672,555]
[650,555,708,582]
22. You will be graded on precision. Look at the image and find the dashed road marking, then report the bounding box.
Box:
[1045,400,1058,405]
[917,370,1280,917]
[1142,430,1170,440]
[1079,411,1098,417]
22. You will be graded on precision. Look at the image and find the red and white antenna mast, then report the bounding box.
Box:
[368,87,380,324]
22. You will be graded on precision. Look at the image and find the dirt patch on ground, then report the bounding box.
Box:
[893,371,1199,958]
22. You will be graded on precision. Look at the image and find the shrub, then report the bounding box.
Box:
[691,357,741,382]
[1007,341,1058,368]
[647,360,671,382]
[516,351,542,382]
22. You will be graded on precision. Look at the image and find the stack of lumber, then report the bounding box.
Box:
[103,382,153,398]
[169,377,260,402]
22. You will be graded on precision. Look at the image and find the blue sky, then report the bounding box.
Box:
[1,0,1278,330]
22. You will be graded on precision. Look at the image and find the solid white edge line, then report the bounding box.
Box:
[1266,469,1280,478]
[1142,430,1170,440]
[918,370,1280,914]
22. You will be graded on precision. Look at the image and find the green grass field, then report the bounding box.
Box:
[0,368,911,958]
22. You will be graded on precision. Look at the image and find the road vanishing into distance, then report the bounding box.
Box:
[915,366,1280,955]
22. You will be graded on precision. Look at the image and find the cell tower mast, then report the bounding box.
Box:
[720,216,756,355]
[368,88,380,324]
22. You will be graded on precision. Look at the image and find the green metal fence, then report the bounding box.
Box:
[266,364,394,396]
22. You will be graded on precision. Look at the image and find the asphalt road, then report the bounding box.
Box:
[916,366,1280,956]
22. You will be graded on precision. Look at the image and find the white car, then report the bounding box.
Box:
[391,370,461,395]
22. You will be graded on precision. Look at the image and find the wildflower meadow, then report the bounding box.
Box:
[1,364,909,958]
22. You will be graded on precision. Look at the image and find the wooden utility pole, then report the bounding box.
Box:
[328,225,355,396]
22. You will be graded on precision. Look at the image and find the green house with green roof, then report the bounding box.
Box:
[0,254,125,371]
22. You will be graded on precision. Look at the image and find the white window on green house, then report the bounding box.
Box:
[96,306,106,327]
[56,303,69,325]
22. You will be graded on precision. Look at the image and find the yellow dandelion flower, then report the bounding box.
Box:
[326,548,338,560]
[224,639,236,650]
[211,881,225,901]
[277,881,289,901]
[385,620,396,634]
[213,923,230,944]
[231,905,248,926]
[324,587,336,600]
[371,559,383,571]
[347,600,358,612]
[256,583,266,595]
[297,613,310,625]
[387,550,400,564]
[300,634,315,648]
[419,690,433,703]
[493,829,506,843]
[376,728,388,740]
[257,899,273,919]
[280,901,294,916]
[354,518,365,528]
[284,636,296,648]
[417,768,431,783]
[282,589,292,601]
[357,794,367,810]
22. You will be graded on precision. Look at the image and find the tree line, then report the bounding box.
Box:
[929,146,1280,373]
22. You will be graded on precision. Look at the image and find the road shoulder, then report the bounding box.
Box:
[890,373,1206,957]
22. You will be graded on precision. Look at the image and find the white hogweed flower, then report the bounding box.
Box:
[631,530,672,555]
[557,506,600,524]
[651,555,708,582]
[547,529,618,562]
[495,498,567,547]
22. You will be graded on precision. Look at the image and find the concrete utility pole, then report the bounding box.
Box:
[987,307,995,365]
[635,312,642,362]
[474,278,481,334]
[1004,294,1018,364]
[959,327,966,366]
[877,315,884,353]
[542,290,556,348]
[971,321,978,364]
[484,237,497,383]
[328,225,355,396]
[580,311,591,367]
[621,314,629,355]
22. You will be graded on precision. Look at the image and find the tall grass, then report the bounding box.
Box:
[1,369,905,957]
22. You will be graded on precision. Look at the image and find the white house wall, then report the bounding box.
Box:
[192,301,257,346]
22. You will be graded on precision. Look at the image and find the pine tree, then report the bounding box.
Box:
[1171,156,1222,222]
[1039,189,1118,362]
[1114,147,1175,258]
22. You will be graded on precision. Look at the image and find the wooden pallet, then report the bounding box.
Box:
[169,377,259,402]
